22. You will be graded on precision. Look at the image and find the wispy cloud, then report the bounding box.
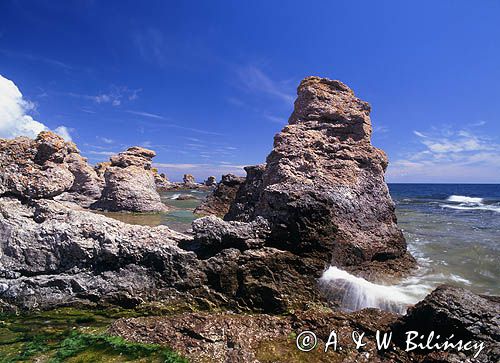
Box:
[264,114,286,125]
[126,110,166,119]
[96,136,114,144]
[236,65,294,104]
[132,28,168,66]
[388,126,500,182]
[68,86,141,107]
[86,150,116,156]
[0,49,75,71]
[127,110,223,136]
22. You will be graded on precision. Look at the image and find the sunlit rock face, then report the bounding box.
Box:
[226,77,414,278]
[0,131,101,205]
[92,146,168,212]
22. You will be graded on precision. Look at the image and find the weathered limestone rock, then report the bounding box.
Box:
[194,174,245,217]
[94,161,111,179]
[226,77,414,278]
[92,147,167,212]
[0,132,98,202]
[0,197,199,310]
[152,169,171,189]
[183,174,196,186]
[204,176,217,187]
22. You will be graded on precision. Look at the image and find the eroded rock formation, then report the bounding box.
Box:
[92,147,167,212]
[224,77,414,278]
[0,132,101,206]
[194,174,245,217]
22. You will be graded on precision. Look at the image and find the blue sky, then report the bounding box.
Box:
[0,0,499,182]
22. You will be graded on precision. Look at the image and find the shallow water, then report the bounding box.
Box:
[99,190,207,233]
[100,184,499,312]
[391,183,500,296]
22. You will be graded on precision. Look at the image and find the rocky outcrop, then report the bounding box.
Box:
[110,286,499,363]
[91,147,167,212]
[194,174,245,217]
[0,197,197,310]
[153,169,171,189]
[392,285,500,362]
[94,161,111,179]
[183,174,196,186]
[204,176,217,187]
[55,153,103,207]
[225,77,414,279]
[0,196,326,313]
[225,164,266,222]
[0,132,101,207]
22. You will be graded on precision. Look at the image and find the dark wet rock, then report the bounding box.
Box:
[225,77,415,279]
[392,285,500,363]
[204,176,217,187]
[91,147,167,212]
[190,215,270,257]
[194,174,245,217]
[175,194,198,201]
[225,164,265,222]
[108,312,292,363]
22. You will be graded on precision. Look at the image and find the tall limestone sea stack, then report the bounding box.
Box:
[225,76,415,279]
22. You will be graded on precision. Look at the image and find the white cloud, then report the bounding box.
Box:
[0,74,72,141]
[388,127,500,183]
[236,65,294,104]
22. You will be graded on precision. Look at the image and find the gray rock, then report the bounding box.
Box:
[0,197,200,310]
[92,147,167,212]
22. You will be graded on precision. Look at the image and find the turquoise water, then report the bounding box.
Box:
[100,190,207,232]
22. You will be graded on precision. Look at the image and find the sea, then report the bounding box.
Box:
[102,184,500,313]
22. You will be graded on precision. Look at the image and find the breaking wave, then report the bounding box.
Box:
[441,195,500,213]
[319,266,430,314]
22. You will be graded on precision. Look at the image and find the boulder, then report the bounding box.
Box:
[92,147,167,212]
[204,176,217,187]
[194,174,246,217]
[0,197,199,310]
[183,174,196,186]
[0,132,87,201]
[225,77,414,278]
[392,285,500,362]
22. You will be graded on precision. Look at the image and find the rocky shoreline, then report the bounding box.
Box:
[0,76,498,362]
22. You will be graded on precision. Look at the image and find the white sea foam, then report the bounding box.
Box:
[319,267,430,314]
[447,195,483,204]
[441,195,500,212]
[169,193,181,200]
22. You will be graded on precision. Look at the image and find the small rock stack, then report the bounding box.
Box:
[92,147,167,212]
